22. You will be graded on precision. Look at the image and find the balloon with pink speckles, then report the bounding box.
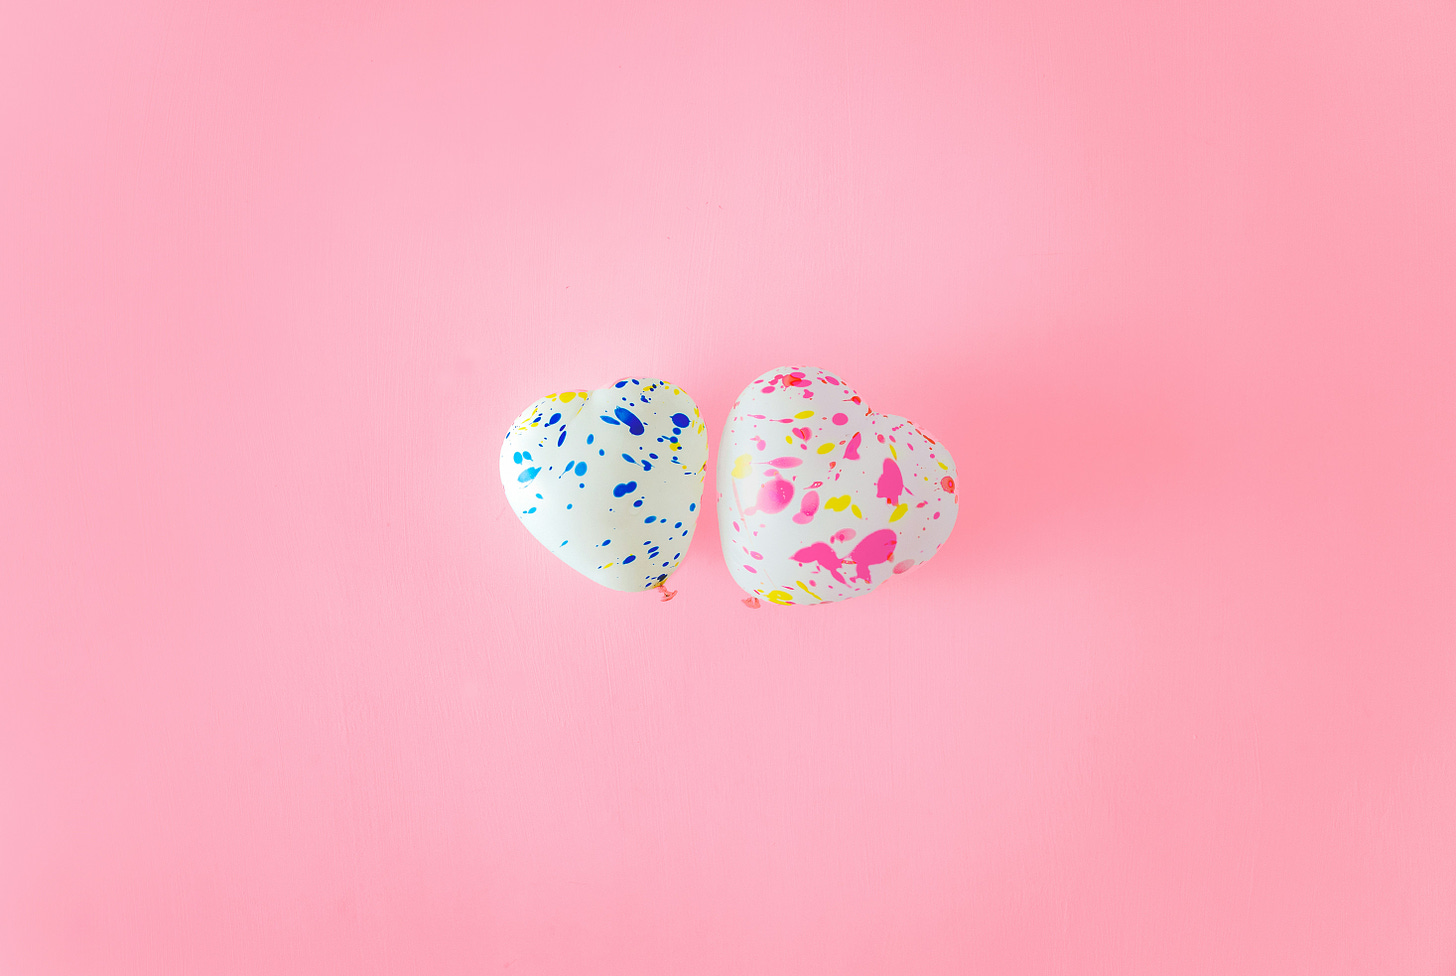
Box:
[717,366,958,606]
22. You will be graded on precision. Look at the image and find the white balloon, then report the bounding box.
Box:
[717,366,958,605]
[501,378,708,592]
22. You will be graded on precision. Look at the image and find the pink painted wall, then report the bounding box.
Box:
[3,1,1455,973]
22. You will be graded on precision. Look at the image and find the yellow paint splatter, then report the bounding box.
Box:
[794,410,814,419]
[851,504,862,519]
[731,454,752,479]
[816,443,834,454]
[785,435,794,445]
[824,495,852,512]
[889,503,908,522]
[795,581,823,600]
[766,590,794,605]
[938,461,948,470]
[559,391,576,402]
[889,443,897,460]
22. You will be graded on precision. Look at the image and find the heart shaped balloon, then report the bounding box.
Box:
[501,378,708,592]
[717,366,958,605]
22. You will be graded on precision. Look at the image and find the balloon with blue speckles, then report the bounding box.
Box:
[501,378,708,591]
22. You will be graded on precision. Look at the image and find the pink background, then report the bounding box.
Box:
[3,0,1455,973]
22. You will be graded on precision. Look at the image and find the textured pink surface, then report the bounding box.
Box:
[3,1,1455,973]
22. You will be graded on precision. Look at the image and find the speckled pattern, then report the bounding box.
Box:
[501,378,708,592]
[717,366,958,605]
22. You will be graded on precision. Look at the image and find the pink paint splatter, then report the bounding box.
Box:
[893,559,916,574]
[769,457,802,467]
[876,458,906,505]
[829,527,856,544]
[832,413,848,425]
[792,427,810,441]
[746,475,794,515]
[792,490,820,525]
[843,431,861,460]
[790,541,847,584]
[848,529,897,583]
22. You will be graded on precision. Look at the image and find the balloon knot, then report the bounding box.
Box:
[742,597,761,609]
[658,587,678,602]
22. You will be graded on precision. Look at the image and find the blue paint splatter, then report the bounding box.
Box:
[615,380,628,388]
[517,467,541,483]
[622,555,636,564]
[600,415,621,425]
[547,413,561,426]
[689,503,696,512]
[674,522,682,528]
[671,412,691,428]
[602,539,611,545]
[613,407,644,434]
[574,461,587,476]
[557,429,567,447]
[622,454,637,465]
[522,452,532,460]
[648,453,658,459]
[612,482,637,497]
[641,461,652,471]
[512,451,522,464]
[586,434,594,445]
[633,499,643,507]
[599,449,605,456]
[644,516,656,523]
[560,540,568,546]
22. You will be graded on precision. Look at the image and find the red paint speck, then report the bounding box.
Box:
[940,476,955,492]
